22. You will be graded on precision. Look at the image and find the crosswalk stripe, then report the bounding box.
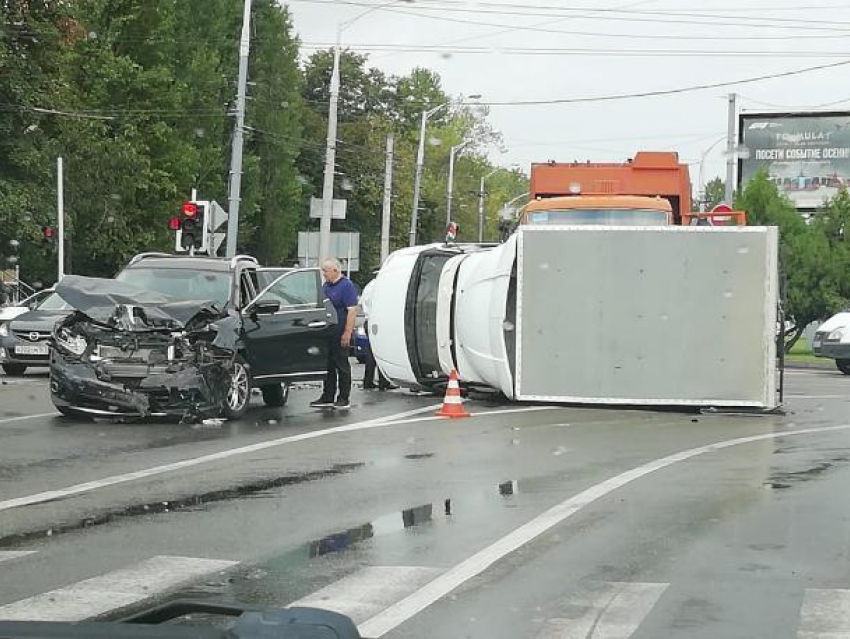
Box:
[292,566,443,626]
[0,551,36,564]
[0,555,237,621]
[536,582,668,639]
[798,588,850,638]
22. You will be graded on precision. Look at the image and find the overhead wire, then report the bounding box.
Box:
[290,0,850,33]
[299,43,850,58]
[461,59,850,106]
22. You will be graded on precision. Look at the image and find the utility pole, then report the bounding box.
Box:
[725,93,737,204]
[57,157,64,281]
[409,111,428,247]
[477,175,486,243]
[319,40,342,266]
[225,0,252,259]
[380,133,394,265]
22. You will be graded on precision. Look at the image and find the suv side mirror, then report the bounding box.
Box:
[250,300,281,316]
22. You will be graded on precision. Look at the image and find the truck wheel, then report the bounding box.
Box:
[261,383,290,407]
[223,355,252,419]
[836,359,850,375]
[2,364,27,376]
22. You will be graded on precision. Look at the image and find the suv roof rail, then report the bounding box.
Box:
[230,254,259,269]
[127,252,174,266]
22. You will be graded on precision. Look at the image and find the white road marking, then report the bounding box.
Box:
[469,406,558,417]
[0,403,556,513]
[292,566,443,625]
[0,555,237,621]
[0,551,36,563]
[0,413,58,427]
[358,423,850,638]
[536,582,667,639]
[787,395,847,400]
[798,588,850,638]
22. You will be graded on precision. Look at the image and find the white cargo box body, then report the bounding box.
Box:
[515,225,779,408]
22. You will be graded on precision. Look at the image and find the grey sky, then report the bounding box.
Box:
[286,0,850,195]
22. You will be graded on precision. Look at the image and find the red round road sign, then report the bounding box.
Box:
[711,203,733,213]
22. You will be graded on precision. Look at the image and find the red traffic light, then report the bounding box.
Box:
[181,202,198,217]
[42,226,55,239]
[167,217,181,231]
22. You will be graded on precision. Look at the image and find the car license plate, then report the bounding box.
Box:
[15,344,48,356]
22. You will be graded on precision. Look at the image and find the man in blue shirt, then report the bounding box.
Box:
[311,258,358,409]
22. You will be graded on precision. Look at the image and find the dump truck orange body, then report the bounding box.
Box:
[528,151,692,224]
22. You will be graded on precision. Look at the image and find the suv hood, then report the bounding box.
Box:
[56,275,227,330]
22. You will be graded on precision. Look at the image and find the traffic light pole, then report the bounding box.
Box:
[57,156,64,281]
[225,0,252,259]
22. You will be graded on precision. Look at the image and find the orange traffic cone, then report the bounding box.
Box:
[436,369,469,419]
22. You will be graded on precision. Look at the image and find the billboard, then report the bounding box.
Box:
[739,111,850,211]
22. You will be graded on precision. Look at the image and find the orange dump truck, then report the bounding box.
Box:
[522,151,745,227]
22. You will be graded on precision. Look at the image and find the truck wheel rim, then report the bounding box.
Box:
[228,363,249,410]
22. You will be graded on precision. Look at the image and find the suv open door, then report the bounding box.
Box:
[242,269,336,388]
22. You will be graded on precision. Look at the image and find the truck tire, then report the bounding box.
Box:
[836,359,850,375]
[2,364,27,376]
[222,355,252,419]
[261,383,290,407]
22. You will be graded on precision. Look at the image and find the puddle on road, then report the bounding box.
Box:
[763,458,845,491]
[307,502,443,558]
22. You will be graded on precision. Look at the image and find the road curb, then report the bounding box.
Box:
[784,360,834,371]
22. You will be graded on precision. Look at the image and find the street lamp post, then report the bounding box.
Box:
[409,93,481,246]
[320,0,412,264]
[409,103,447,247]
[477,168,499,242]
[698,136,727,211]
[446,139,474,225]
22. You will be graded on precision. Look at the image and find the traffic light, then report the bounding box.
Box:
[41,226,56,251]
[169,201,209,253]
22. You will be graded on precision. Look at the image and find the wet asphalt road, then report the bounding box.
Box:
[2,367,850,637]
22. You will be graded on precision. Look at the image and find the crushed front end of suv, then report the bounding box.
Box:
[50,275,243,421]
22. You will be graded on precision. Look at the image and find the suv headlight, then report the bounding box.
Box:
[55,327,87,356]
[829,328,846,341]
[0,323,8,337]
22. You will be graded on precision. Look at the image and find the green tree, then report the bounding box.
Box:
[0,0,77,285]
[703,177,725,210]
[241,0,304,265]
[736,171,834,350]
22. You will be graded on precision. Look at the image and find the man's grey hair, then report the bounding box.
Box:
[322,258,342,271]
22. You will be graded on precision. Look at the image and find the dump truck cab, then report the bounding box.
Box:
[520,195,673,226]
[528,151,691,224]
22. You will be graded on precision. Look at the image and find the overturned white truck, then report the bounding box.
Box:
[367,225,780,409]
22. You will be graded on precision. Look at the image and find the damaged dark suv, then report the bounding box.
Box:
[50,253,336,421]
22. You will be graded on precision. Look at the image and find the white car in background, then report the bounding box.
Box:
[0,289,53,323]
[812,311,850,374]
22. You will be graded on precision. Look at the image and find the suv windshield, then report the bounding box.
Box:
[525,208,669,225]
[116,267,231,305]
